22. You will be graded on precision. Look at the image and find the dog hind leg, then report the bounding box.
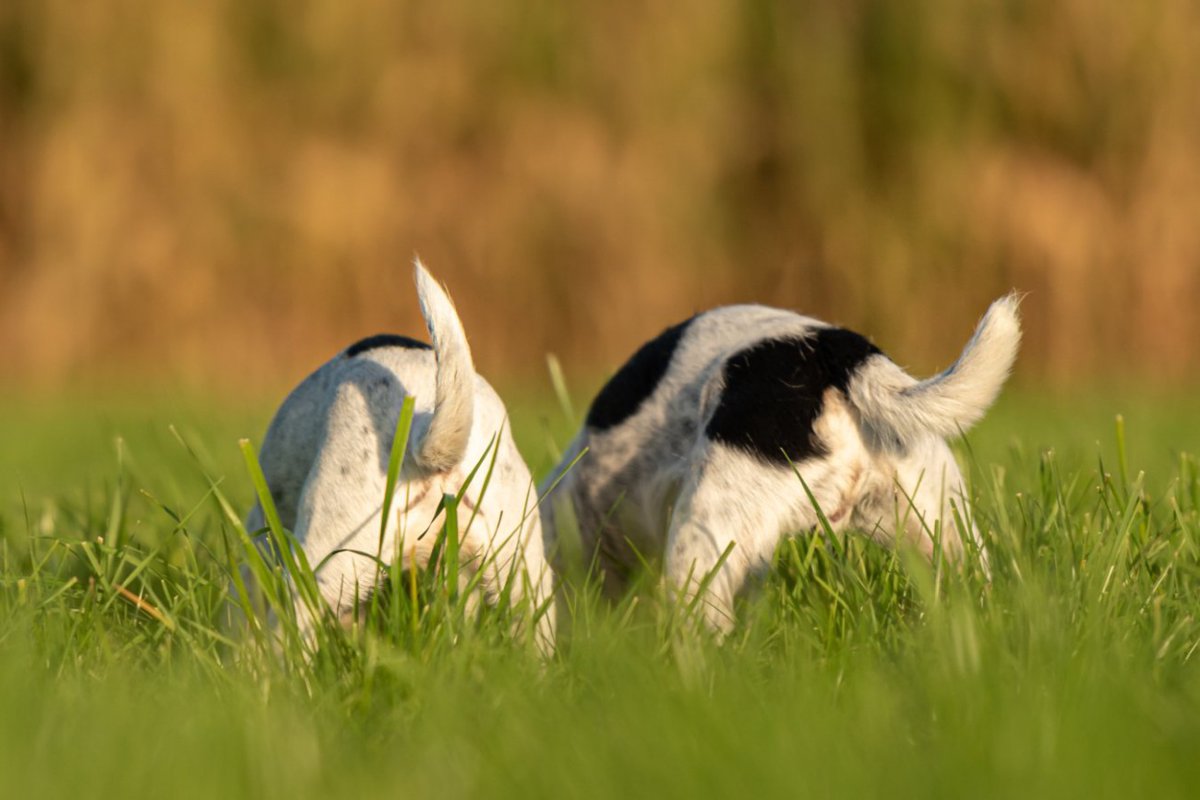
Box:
[663,457,787,633]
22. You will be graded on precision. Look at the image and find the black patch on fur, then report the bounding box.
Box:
[586,316,697,431]
[705,327,882,466]
[346,334,432,358]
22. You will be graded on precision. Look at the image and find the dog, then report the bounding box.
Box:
[540,295,1020,631]
[244,260,554,650]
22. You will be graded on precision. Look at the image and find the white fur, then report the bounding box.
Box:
[541,296,1020,631]
[245,259,554,651]
[848,293,1022,444]
[412,262,475,473]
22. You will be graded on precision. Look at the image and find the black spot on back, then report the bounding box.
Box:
[586,316,697,431]
[346,334,432,358]
[705,327,882,466]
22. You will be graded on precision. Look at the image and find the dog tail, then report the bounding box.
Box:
[847,293,1022,444]
[411,258,476,473]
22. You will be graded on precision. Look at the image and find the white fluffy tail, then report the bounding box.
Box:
[412,258,476,472]
[848,293,1022,443]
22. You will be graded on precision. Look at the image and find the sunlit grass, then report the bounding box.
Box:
[0,389,1198,797]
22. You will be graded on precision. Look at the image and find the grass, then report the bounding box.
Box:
[7,0,1200,383]
[1,385,1198,798]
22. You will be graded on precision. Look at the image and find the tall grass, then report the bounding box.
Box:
[0,392,1198,797]
[2,0,1199,387]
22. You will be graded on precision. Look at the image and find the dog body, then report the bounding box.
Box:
[541,297,1020,630]
[246,263,552,648]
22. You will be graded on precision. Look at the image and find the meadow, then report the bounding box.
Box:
[3,1,1198,795]
[1,385,1197,798]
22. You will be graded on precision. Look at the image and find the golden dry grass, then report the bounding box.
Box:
[1,0,1198,387]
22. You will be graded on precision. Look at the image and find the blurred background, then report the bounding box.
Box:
[1,0,1198,394]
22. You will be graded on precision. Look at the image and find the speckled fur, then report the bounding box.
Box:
[541,296,1021,631]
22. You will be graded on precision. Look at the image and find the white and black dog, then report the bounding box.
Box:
[541,296,1020,630]
[245,261,553,649]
